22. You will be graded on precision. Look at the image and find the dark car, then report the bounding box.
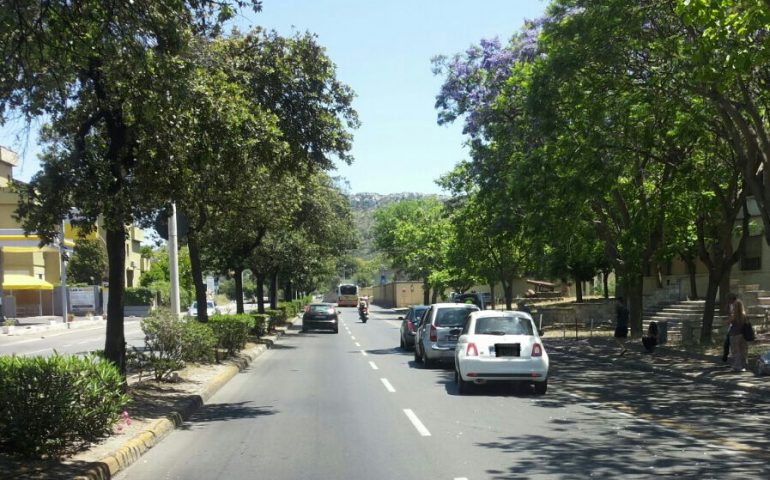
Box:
[399,305,429,350]
[302,303,339,333]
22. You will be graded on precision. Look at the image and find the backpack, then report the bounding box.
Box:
[742,320,756,342]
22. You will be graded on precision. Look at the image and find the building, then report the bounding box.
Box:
[0,146,150,318]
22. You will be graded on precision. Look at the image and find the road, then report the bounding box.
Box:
[0,318,145,357]
[111,305,770,479]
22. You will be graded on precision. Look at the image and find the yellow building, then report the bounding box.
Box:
[0,146,150,317]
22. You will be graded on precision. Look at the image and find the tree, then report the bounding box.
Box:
[67,238,107,284]
[373,198,451,304]
[2,0,262,376]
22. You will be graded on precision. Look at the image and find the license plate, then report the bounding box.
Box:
[447,335,458,342]
[495,344,520,357]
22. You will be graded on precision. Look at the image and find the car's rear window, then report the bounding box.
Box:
[474,316,533,335]
[413,308,428,321]
[310,305,333,313]
[340,286,357,295]
[435,307,474,327]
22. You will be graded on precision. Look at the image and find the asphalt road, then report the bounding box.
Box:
[112,305,770,479]
[0,318,145,357]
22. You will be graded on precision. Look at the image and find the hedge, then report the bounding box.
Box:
[0,354,128,458]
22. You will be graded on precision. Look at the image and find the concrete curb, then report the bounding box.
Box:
[74,317,298,480]
[550,343,770,397]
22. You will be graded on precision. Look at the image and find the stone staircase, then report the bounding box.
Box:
[643,283,770,344]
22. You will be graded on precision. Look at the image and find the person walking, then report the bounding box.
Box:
[615,296,630,356]
[722,292,738,364]
[729,299,749,372]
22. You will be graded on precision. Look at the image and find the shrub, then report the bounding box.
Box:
[209,314,254,357]
[125,287,154,306]
[141,309,186,381]
[250,314,270,337]
[181,319,216,363]
[0,354,128,458]
[265,308,286,327]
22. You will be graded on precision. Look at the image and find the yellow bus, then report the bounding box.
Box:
[337,284,359,307]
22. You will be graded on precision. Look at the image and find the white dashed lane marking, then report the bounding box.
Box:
[380,378,396,393]
[403,409,431,437]
[368,361,379,370]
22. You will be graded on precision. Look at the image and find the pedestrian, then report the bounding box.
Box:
[722,292,738,363]
[729,299,749,372]
[615,296,630,356]
[642,321,658,353]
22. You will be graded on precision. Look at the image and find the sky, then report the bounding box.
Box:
[0,0,549,196]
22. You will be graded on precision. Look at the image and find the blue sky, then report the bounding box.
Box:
[0,0,548,195]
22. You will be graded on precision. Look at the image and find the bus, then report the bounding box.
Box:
[337,284,359,307]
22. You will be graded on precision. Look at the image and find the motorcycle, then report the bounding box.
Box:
[359,305,369,323]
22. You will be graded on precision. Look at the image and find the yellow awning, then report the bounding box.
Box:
[1,246,58,253]
[1,274,54,291]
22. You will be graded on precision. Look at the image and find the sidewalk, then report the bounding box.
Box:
[548,336,770,397]
[1,315,110,336]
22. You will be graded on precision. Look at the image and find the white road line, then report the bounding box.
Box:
[368,361,379,370]
[380,378,396,393]
[355,342,361,347]
[360,349,368,356]
[455,478,469,480]
[351,336,356,340]
[403,409,431,437]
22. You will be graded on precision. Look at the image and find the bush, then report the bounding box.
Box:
[0,354,128,458]
[265,308,286,326]
[250,314,270,337]
[125,287,154,306]
[209,314,254,357]
[141,309,186,381]
[181,319,216,363]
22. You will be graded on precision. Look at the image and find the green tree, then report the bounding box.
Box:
[67,238,108,284]
[2,0,261,376]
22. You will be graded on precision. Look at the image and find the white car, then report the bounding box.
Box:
[188,300,219,317]
[454,310,549,395]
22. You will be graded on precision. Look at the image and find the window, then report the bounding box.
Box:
[741,234,762,271]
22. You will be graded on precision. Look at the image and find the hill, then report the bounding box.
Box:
[348,192,444,259]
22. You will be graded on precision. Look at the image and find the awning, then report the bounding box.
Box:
[1,274,54,290]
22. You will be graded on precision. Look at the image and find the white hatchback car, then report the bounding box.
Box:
[188,300,219,318]
[454,310,549,395]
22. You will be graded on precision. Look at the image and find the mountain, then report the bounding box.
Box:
[347,192,444,259]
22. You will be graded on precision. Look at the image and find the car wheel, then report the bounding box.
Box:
[301,326,307,333]
[455,368,471,395]
[534,379,548,395]
[421,349,433,368]
[400,336,405,350]
[414,346,421,363]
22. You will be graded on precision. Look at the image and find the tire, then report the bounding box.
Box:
[421,349,433,369]
[301,326,307,333]
[456,368,471,395]
[414,345,421,363]
[534,379,548,395]
[400,336,405,349]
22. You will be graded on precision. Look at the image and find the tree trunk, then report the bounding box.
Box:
[187,231,208,322]
[603,270,609,299]
[702,276,721,345]
[431,288,438,304]
[718,267,732,315]
[626,277,644,338]
[423,279,430,305]
[489,283,496,309]
[270,272,278,309]
[284,279,292,302]
[235,268,244,314]
[575,276,584,303]
[503,280,514,311]
[104,225,127,377]
[256,273,265,314]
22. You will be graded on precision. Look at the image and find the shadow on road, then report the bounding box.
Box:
[183,402,277,429]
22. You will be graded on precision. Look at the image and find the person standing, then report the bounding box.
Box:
[729,299,749,372]
[722,292,738,363]
[615,296,630,356]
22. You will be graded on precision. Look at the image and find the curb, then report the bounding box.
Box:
[550,343,770,397]
[74,318,298,480]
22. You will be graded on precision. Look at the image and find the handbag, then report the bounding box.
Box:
[743,320,756,342]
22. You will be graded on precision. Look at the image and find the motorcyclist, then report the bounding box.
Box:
[358,296,369,317]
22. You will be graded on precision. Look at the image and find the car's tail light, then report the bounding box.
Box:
[304,305,310,313]
[407,321,415,333]
[430,325,438,342]
[327,308,335,315]
[466,342,479,357]
[532,343,543,357]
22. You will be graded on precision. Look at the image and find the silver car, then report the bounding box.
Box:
[414,303,480,368]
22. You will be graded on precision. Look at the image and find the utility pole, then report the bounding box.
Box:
[168,203,181,316]
[59,221,69,327]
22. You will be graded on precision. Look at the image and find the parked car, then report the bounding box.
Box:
[414,303,480,368]
[302,303,340,333]
[399,305,429,350]
[188,300,219,317]
[454,310,549,395]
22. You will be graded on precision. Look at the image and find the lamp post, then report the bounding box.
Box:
[59,220,69,327]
